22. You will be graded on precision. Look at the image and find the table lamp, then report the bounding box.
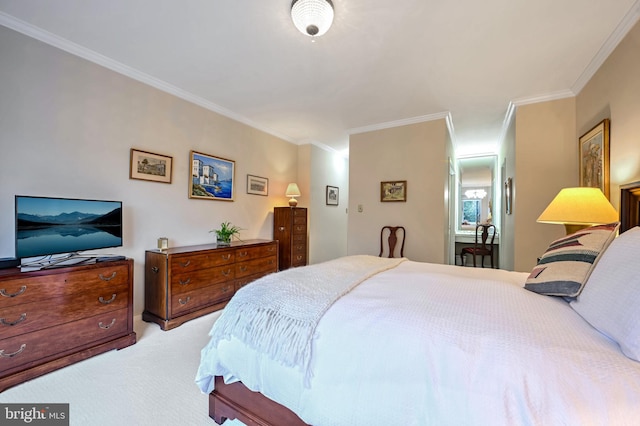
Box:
[537,187,619,235]
[286,183,301,207]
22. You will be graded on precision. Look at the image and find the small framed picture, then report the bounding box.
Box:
[247,174,268,196]
[381,181,407,202]
[326,185,339,205]
[189,150,235,201]
[505,177,513,215]
[129,148,173,184]
[579,118,610,198]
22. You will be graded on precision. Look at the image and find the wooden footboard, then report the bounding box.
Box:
[209,376,309,426]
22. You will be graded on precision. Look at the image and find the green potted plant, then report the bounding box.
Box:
[210,221,242,246]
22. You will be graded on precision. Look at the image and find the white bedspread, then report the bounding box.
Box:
[196,260,640,425]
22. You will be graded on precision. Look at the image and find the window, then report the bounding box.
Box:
[462,199,481,224]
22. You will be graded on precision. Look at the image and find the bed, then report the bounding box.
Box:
[196,224,640,425]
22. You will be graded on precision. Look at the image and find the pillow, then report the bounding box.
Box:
[570,226,640,361]
[524,222,619,297]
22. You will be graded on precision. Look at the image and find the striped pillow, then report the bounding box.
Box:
[524,222,620,297]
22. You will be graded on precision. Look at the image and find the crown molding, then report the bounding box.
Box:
[510,89,576,107]
[348,111,450,136]
[0,12,296,144]
[572,0,640,94]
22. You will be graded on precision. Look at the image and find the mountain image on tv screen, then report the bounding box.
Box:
[15,196,123,259]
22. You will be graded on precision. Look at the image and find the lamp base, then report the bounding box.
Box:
[564,224,589,235]
[288,198,298,207]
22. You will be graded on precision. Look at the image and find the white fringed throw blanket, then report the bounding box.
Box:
[208,255,406,384]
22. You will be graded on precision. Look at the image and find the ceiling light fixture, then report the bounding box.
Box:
[291,0,334,38]
[465,189,487,199]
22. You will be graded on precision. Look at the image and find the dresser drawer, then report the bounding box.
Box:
[0,284,129,340]
[235,244,278,262]
[170,282,234,316]
[0,265,130,308]
[170,250,235,273]
[0,308,129,374]
[235,270,275,290]
[292,253,307,267]
[235,256,277,279]
[171,264,235,295]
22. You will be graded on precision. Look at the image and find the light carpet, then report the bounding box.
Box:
[1,311,245,426]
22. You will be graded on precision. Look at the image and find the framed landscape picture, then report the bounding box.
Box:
[129,148,173,184]
[579,119,610,198]
[247,174,268,196]
[381,180,407,202]
[189,150,235,201]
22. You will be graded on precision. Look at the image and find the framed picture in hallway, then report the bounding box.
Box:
[579,119,610,198]
[381,181,407,202]
[326,185,339,205]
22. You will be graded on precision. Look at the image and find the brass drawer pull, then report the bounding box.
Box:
[1,286,27,298]
[179,260,191,268]
[238,251,248,257]
[267,246,275,252]
[0,313,27,326]
[99,294,117,304]
[222,285,232,293]
[99,272,117,282]
[222,269,232,277]
[98,319,116,329]
[221,254,231,260]
[239,266,248,272]
[0,344,26,358]
[179,277,191,286]
[179,296,191,305]
[151,266,159,273]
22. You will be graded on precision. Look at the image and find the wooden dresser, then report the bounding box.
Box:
[273,207,308,270]
[143,239,278,330]
[0,259,136,392]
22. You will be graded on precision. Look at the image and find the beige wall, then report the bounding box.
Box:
[577,20,640,208]
[302,144,349,265]
[499,111,516,271]
[0,26,345,316]
[348,120,448,263]
[512,98,577,272]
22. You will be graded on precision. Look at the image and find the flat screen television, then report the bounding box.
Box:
[15,195,123,260]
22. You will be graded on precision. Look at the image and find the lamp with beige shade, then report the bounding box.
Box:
[537,187,619,235]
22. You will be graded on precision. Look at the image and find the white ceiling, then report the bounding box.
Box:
[1,0,639,157]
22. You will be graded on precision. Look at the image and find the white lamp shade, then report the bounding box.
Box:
[537,187,619,225]
[285,183,301,197]
[291,0,334,37]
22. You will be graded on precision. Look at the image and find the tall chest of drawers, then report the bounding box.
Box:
[0,259,136,392]
[273,207,308,270]
[143,239,278,330]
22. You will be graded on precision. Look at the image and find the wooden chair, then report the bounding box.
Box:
[460,224,496,268]
[379,226,406,258]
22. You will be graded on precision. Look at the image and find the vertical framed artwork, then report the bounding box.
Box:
[189,150,235,201]
[247,174,268,196]
[504,177,513,215]
[381,181,407,202]
[129,148,173,184]
[579,119,610,198]
[326,185,339,205]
